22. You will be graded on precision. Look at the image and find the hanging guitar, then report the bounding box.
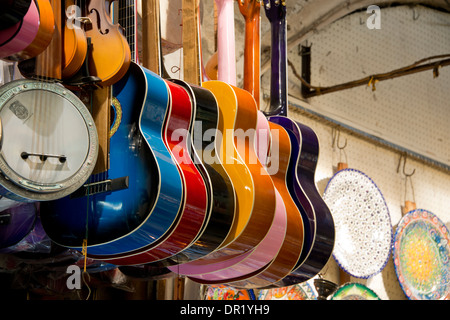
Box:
[4,0,55,62]
[0,0,41,59]
[263,0,335,285]
[40,0,185,257]
[0,0,32,30]
[197,0,306,289]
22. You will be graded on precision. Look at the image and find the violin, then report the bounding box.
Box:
[84,0,131,87]
[62,0,88,79]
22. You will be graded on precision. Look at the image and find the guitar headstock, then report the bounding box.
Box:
[262,0,286,22]
[238,0,261,20]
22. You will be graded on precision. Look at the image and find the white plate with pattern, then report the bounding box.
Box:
[323,168,393,278]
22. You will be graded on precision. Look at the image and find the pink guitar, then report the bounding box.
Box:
[169,0,286,286]
[0,0,40,59]
[216,0,236,85]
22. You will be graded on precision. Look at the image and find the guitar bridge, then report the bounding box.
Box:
[70,176,129,199]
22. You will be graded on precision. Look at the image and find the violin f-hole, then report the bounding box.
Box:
[90,8,110,35]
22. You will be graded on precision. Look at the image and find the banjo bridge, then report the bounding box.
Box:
[21,152,67,163]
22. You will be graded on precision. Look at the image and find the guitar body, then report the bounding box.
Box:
[0,0,39,59]
[40,62,184,256]
[164,81,236,262]
[165,83,237,269]
[204,81,277,257]
[0,0,32,30]
[6,0,55,61]
[90,80,210,265]
[169,82,280,279]
[223,122,305,289]
[269,116,335,284]
[0,202,36,249]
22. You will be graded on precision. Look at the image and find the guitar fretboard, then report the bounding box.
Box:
[117,0,137,61]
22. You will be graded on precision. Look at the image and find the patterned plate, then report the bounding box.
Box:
[393,209,450,300]
[331,283,381,300]
[205,285,256,300]
[258,281,317,300]
[323,168,393,278]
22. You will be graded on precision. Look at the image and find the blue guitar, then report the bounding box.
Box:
[40,62,184,256]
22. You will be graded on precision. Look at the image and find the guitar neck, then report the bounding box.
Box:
[117,0,139,63]
[216,0,236,85]
[266,13,288,117]
[242,3,261,108]
[182,0,202,85]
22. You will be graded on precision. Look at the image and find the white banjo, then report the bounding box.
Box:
[0,79,98,201]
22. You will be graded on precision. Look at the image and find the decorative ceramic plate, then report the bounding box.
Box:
[205,285,256,300]
[323,168,393,278]
[393,209,450,300]
[331,283,381,300]
[258,281,317,300]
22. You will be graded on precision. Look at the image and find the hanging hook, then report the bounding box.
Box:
[397,153,416,177]
[397,153,416,209]
[337,131,347,150]
[332,128,348,168]
[332,128,347,150]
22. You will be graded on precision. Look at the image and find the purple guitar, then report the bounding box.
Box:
[263,0,335,285]
[0,201,37,250]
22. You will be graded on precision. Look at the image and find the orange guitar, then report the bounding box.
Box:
[223,0,305,288]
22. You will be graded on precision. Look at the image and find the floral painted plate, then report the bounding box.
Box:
[331,283,381,300]
[257,281,317,300]
[393,209,450,300]
[323,168,393,278]
[205,285,256,300]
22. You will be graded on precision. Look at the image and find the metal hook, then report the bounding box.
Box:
[332,128,347,149]
[413,8,420,21]
[397,153,416,177]
[397,153,416,205]
[336,131,347,150]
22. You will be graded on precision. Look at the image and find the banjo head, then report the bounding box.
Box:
[0,79,98,201]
